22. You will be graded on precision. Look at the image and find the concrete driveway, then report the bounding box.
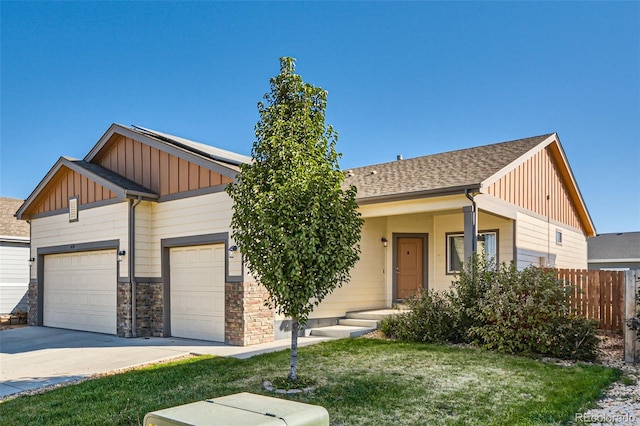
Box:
[0,326,331,399]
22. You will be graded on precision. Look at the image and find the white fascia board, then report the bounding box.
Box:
[0,235,30,242]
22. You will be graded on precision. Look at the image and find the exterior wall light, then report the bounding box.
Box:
[228,245,238,258]
[28,257,35,267]
[118,250,126,262]
[381,237,388,247]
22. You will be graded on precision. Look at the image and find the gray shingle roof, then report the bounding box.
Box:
[344,134,553,201]
[588,232,640,261]
[1,197,29,238]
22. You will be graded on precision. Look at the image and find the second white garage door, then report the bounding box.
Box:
[43,250,117,334]
[170,244,225,341]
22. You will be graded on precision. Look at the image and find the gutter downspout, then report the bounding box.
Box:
[129,196,143,338]
[26,220,32,282]
[464,189,478,277]
[27,219,33,321]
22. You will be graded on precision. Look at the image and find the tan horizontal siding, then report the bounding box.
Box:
[515,212,587,269]
[312,217,387,318]
[146,192,238,277]
[29,203,129,277]
[134,202,153,277]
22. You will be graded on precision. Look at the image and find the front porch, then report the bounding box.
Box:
[309,200,515,324]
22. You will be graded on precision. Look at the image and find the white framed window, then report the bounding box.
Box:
[556,230,563,245]
[447,231,498,274]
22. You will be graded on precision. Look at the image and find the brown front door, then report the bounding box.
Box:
[396,237,425,299]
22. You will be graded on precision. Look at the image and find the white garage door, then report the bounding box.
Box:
[170,244,225,341]
[43,250,117,334]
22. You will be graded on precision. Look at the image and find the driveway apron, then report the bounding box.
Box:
[0,327,330,399]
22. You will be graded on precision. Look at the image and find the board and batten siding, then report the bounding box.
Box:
[95,135,233,198]
[515,212,587,269]
[143,192,241,278]
[30,167,118,216]
[0,242,30,313]
[486,146,584,233]
[312,217,387,319]
[30,202,129,277]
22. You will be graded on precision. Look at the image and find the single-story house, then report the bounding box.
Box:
[588,232,640,270]
[0,197,30,314]
[16,124,595,344]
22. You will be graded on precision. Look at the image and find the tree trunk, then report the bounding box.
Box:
[289,317,299,381]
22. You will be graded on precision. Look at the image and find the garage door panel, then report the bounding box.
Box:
[170,244,225,342]
[44,250,117,335]
[171,315,225,340]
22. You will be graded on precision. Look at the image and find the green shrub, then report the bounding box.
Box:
[380,257,600,361]
[551,315,600,361]
[467,264,598,361]
[448,256,498,340]
[380,291,458,343]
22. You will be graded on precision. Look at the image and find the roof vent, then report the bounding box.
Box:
[346,170,354,177]
[370,170,377,175]
[397,155,403,161]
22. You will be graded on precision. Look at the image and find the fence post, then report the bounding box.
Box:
[624,270,640,363]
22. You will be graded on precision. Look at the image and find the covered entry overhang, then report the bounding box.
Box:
[359,187,485,267]
[312,190,519,319]
[357,190,512,299]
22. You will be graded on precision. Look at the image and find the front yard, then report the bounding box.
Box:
[0,338,619,425]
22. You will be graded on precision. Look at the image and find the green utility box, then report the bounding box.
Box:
[143,392,330,426]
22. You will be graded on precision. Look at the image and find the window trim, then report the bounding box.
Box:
[446,229,499,274]
[555,229,563,245]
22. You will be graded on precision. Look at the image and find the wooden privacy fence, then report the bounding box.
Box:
[555,269,625,332]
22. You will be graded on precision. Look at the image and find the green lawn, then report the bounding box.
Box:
[0,338,619,426]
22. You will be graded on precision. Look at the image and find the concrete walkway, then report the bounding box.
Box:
[0,327,332,399]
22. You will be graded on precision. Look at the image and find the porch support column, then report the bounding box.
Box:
[463,205,477,263]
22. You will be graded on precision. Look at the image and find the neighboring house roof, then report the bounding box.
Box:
[0,197,29,240]
[344,134,551,201]
[588,232,640,263]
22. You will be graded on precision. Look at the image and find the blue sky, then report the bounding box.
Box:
[1,1,638,234]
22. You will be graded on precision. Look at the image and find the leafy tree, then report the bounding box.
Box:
[227,57,363,381]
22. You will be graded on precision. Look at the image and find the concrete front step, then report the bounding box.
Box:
[309,325,377,339]
[345,309,409,321]
[307,309,410,339]
[338,318,379,328]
